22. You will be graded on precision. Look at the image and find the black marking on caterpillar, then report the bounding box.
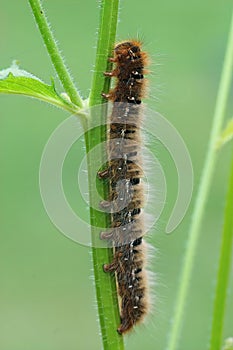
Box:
[99,40,150,335]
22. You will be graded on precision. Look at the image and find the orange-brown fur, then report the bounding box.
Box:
[99,41,150,334]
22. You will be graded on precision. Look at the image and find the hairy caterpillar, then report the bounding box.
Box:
[98,40,150,334]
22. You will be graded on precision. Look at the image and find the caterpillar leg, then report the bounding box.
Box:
[104,71,115,77]
[99,200,112,210]
[100,230,114,240]
[97,168,110,179]
[103,262,117,273]
[101,92,111,99]
[117,320,134,335]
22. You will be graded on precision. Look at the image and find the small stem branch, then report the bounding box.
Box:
[28,0,83,108]
[167,8,233,350]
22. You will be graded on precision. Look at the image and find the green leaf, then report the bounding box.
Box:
[0,62,79,113]
[216,118,233,149]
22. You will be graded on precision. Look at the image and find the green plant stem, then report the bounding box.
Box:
[85,0,124,349]
[209,146,233,350]
[167,8,233,350]
[28,0,83,108]
[89,0,119,106]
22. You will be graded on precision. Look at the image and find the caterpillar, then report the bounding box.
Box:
[98,40,150,334]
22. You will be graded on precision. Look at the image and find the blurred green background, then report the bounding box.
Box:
[1,1,233,349]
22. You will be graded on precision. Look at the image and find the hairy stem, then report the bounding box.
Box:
[167,8,233,350]
[85,0,124,349]
[89,0,119,106]
[28,0,83,108]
